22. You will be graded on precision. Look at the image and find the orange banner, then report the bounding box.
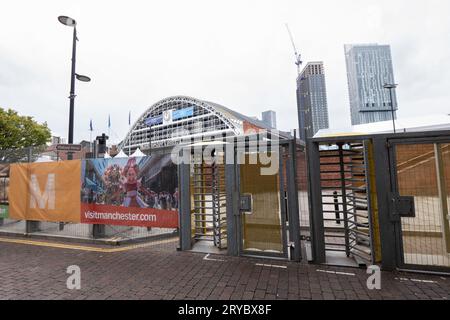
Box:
[9,161,81,222]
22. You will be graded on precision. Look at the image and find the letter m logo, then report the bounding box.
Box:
[29,174,56,209]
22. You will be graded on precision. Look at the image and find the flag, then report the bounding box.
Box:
[108,114,111,128]
[89,119,93,131]
[128,111,131,125]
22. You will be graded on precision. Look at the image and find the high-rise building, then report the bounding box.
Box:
[261,110,277,129]
[345,44,398,125]
[296,62,330,140]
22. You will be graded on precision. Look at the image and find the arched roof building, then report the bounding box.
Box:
[120,95,285,153]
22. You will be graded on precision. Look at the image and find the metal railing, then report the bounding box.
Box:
[0,146,178,244]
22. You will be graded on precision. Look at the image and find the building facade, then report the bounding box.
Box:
[261,110,277,129]
[345,44,398,125]
[120,96,286,154]
[296,62,330,141]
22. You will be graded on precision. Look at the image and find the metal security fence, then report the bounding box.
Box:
[308,130,450,274]
[0,147,40,234]
[307,140,375,267]
[178,135,302,262]
[392,142,450,269]
[0,146,178,246]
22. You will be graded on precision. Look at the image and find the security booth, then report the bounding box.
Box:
[307,130,450,274]
[177,132,302,261]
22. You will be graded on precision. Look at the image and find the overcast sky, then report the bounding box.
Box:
[1,0,449,144]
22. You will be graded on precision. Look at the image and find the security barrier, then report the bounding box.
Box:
[0,147,178,243]
[308,130,450,273]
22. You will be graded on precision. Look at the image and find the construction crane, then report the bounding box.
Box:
[285,23,302,75]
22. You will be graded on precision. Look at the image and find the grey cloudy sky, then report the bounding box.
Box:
[1,0,449,144]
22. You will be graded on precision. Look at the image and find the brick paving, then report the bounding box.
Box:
[0,237,449,300]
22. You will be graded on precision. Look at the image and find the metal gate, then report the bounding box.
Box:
[236,149,288,259]
[319,142,374,265]
[389,139,450,272]
[178,135,301,261]
[308,138,376,267]
[191,160,227,249]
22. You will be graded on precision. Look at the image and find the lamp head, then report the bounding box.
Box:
[58,16,77,27]
[76,74,91,82]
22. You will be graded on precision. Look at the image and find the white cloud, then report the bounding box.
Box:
[1,0,449,143]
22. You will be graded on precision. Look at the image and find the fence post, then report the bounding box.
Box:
[286,138,302,261]
[0,174,4,225]
[434,143,450,253]
[91,140,105,239]
[306,138,326,263]
[25,146,40,234]
[178,148,192,251]
[225,157,239,256]
[373,137,397,270]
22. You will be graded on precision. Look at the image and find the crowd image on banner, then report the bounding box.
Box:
[81,155,178,211]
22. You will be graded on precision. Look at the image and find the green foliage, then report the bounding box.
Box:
[0,107,51,150]
[0,108,51,163]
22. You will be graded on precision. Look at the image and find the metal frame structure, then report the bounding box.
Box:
[307,139,375,266]
[386,136,450,273]
[178,134,302,262]
[308,129,450,273]
[236,144,289,259]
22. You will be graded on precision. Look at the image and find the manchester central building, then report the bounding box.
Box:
[120,96,289,153]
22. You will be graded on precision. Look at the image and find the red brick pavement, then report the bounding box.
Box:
[0,238,449,300]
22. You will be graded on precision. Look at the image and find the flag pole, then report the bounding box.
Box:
[128,110,131,156]
[89,119,93,153]
[108,114,111,144]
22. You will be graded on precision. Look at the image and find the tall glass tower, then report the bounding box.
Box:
[296,62,330,140]
[345,44,398,125]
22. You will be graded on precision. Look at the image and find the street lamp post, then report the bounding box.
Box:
[58,15,91,160]
[383,83,398,134]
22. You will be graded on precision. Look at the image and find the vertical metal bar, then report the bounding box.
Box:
[373,137,397,270]
[212,161,218,246]
[306,139,326,263]
[0,178,3,223]
[92,145,105,239]
[148,124,152,156]
[287,139,302,261]
[333,191,340,224]
[201,163,206,236]
[389,88,396,134]
[434,143,450,253]
[178,149,192,251]
[67,28,77,160]
[279,145,288,259]
[363,140,376,264]
[25,147,40,234]
[338,143,350,257]
[215,159,221,248]
[226,139,240,256]
[236,149,243,255]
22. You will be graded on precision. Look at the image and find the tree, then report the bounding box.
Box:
[0,108,51,162]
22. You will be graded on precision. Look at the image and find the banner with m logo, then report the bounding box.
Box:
[9,161,81,222]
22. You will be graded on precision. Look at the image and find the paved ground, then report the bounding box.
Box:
[0,237,449,300]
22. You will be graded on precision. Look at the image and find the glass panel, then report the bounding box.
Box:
[240,152,283,254]
[396,144,450,267]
